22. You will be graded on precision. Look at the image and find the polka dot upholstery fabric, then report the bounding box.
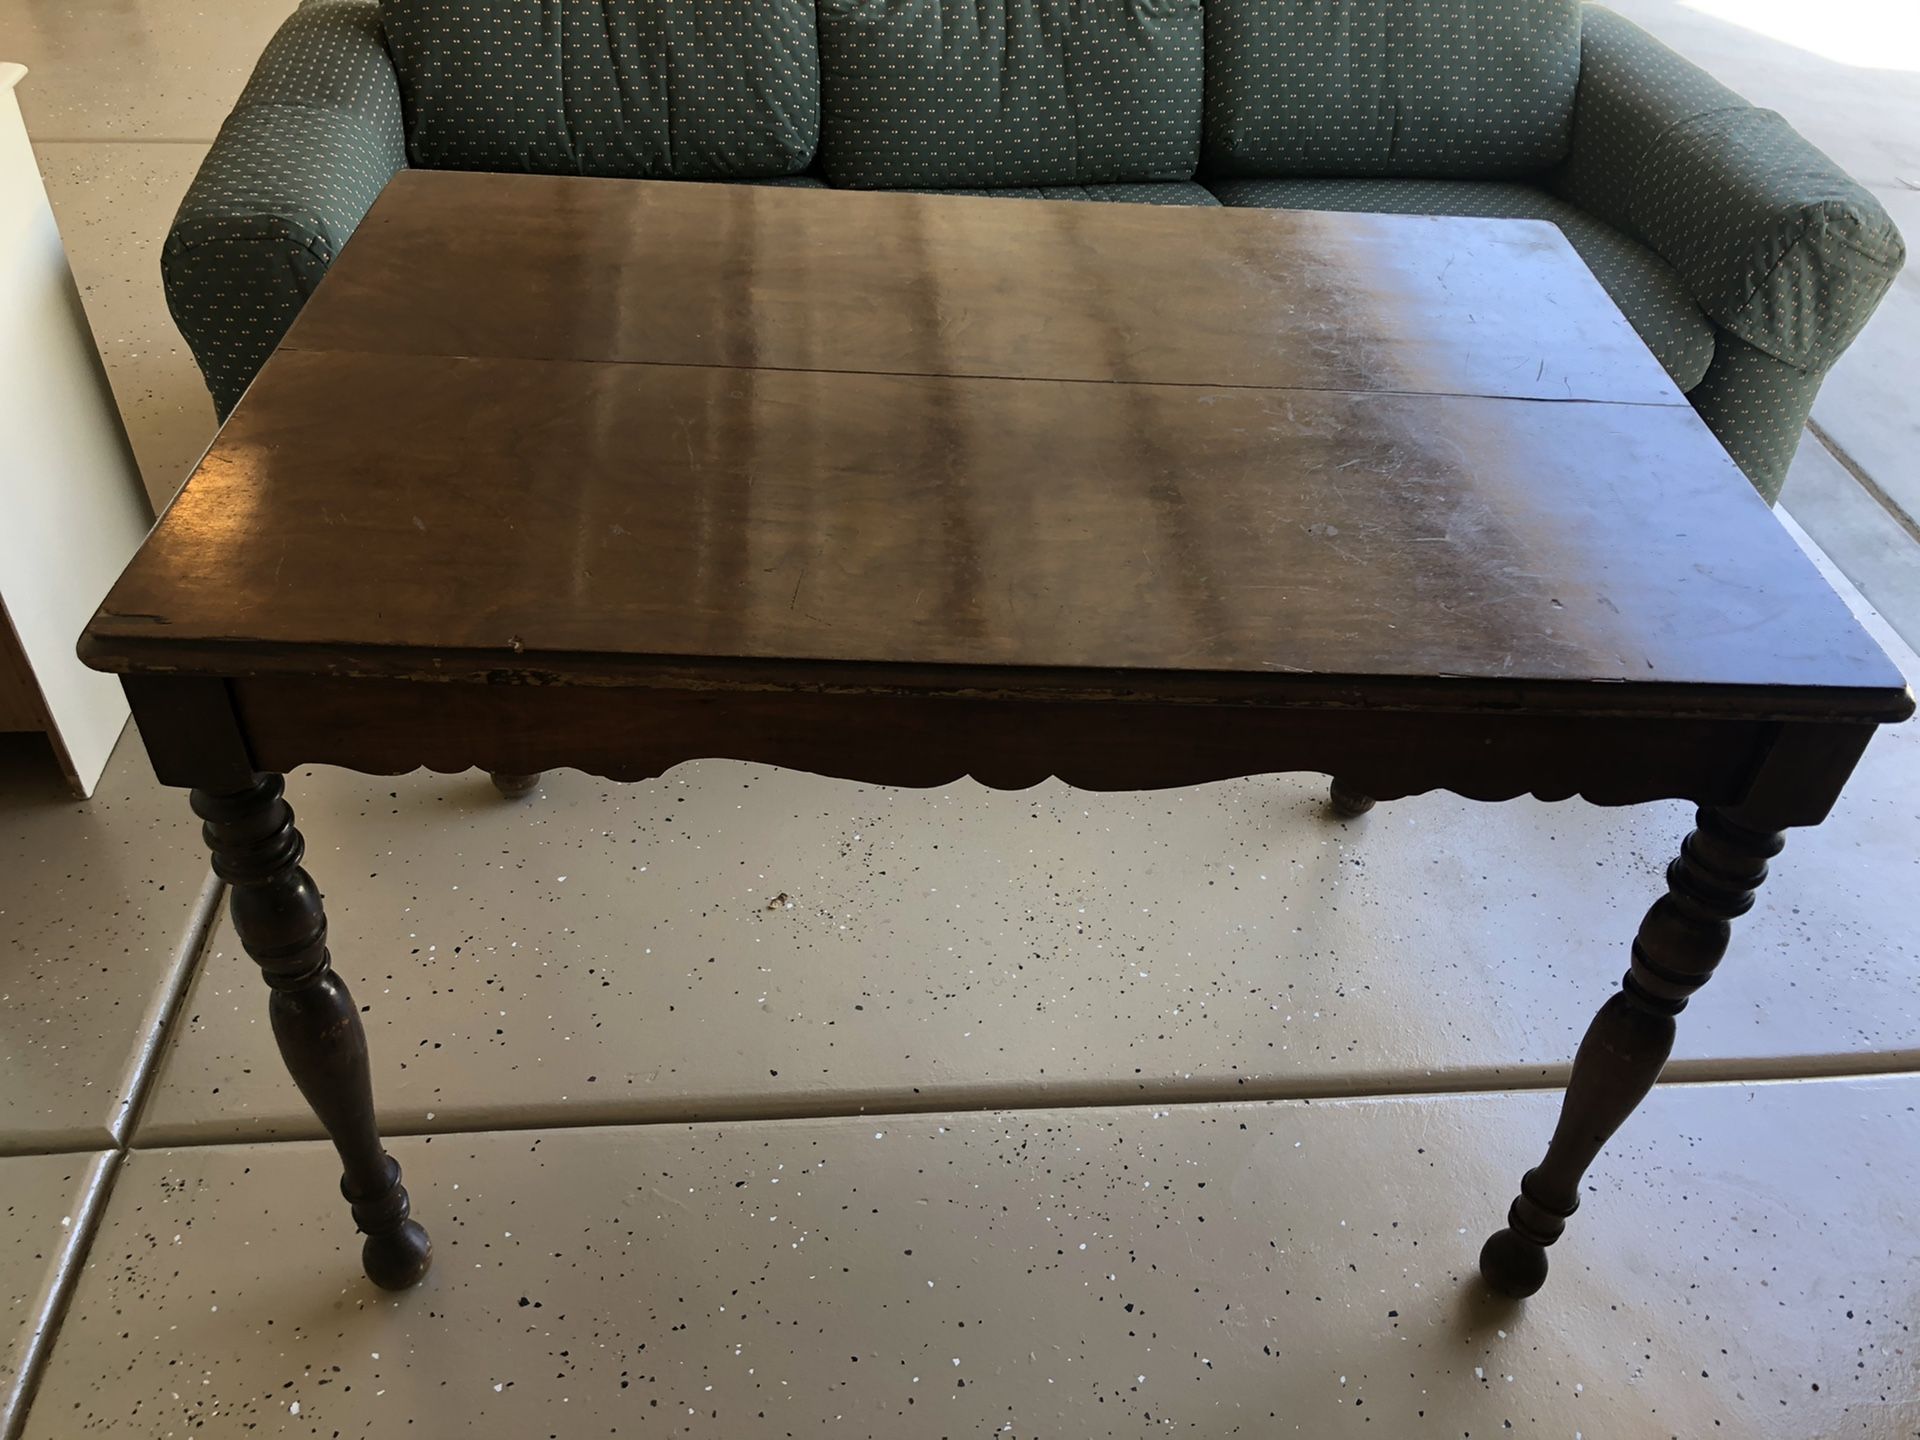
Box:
[1552,5,1740,236]
[380,0,819,178]
[1208,176,1715,391]
[1685,335,1826,504]
[1202,0,1582,180]
[817,0,1203,189]
[163,0,407,418]
[1552,5,1904,496]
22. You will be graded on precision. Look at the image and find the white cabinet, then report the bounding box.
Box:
[0,63,154,795]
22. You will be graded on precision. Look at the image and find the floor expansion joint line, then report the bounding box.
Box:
[112,867,225,1149]
[28,134,217,146]
[1,868,224,1438]
[121,1055,1920,1154]
[1808,418,1920,544]
[1,1153,124,1440]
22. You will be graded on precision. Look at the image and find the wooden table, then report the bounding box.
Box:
[83,174,1912,1297]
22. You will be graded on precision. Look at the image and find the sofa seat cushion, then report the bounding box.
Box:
[900,181,1220,206]
[1209,177,1717,391]
[819,0,1203,189]
[1203,0,1581,180]
[380,0,818,178]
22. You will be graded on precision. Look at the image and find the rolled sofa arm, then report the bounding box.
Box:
[1555,5,1904,497]
[163,0,406,418]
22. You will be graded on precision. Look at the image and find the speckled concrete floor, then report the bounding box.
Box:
[25,1082,1920,1439]
[4,4,1920,1437]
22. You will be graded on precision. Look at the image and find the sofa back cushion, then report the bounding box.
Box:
[379,0,819,178]
[1202,0,1581,179]
[818,0,1203,189]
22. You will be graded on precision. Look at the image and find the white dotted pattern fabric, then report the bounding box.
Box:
[1203,0,1582,179]
[818,0,1203,189]
[1551,5,1904,496]
[1556,8,1902,370]
[380,0,819,177]
[164,0,407,415]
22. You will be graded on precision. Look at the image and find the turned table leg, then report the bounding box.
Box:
[490,771,542,800]
[192,775,432,1290]
[1479,805,1784,1297]
[1328,776,1375,817]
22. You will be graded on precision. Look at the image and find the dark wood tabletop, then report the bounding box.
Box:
[83,173,1908,726]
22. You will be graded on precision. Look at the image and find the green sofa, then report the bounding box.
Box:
[165,0,1905,501]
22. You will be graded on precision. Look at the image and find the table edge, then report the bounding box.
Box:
[75,634,1917,726]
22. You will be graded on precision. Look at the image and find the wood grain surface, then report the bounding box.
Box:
[83,174,1910,725]
[287,173,1686,405]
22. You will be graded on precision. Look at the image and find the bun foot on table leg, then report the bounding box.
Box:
[362,1219,434,1291]
[1328,777,1375,817]
[347,1156,433,1289]
[490,771,542,800]
[1479,1228,1550,1299]
[1478,1180,1565,1299]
